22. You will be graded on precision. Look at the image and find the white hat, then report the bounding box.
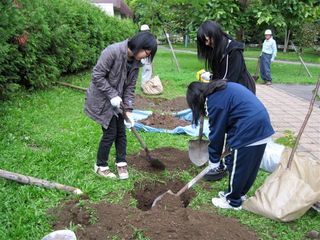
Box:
[265,29,272,35]
[140,24,150,31]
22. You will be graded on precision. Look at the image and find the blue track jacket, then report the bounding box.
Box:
[207,82,274,163]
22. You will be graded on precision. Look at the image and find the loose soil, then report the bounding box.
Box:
[127,147,192,172]
[139,113,189,129]
[131,179,196,211]
[134,95,189,113]
[51,196,258,240]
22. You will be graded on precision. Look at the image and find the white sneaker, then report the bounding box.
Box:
[94,165,116,179]
[116,162,129,180]
[212,196,242,210]
[218,191,247,201]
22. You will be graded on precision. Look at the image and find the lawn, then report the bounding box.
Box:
[0,50,319,240]
[171,43,320,64]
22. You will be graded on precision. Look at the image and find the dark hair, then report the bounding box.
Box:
[128,31,157,62]
[197,20,230,74]
[186,79,227,125]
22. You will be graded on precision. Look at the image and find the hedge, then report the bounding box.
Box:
[0,0,137,99]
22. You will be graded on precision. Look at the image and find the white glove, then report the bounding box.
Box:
[201,71,212,81]
[110,96,122,108]
[124,112,134,129]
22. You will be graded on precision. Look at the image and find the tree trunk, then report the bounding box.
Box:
[283,28,291,53]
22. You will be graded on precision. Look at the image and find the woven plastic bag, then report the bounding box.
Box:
[142,75,163,95]
[243,151,320,222]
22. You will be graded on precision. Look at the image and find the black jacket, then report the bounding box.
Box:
[211,40,256,94]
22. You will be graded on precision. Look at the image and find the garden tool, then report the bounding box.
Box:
[188,115,209,166]
[152,150,230,207]
[252,56,260,81]
[121,104,166,170]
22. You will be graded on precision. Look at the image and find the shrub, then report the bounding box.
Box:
[0,0,137,99]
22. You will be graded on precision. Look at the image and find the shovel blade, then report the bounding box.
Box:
[151,190,175,208]
[188,139,209,166]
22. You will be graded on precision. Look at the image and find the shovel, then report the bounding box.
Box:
[188,115,209,166]
[252,56,261,81]
[121,105,166,170]
[152,150,230,207]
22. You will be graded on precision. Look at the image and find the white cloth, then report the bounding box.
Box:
[262,37,277,61]
[246,136,272,147]
[141,58,152,86]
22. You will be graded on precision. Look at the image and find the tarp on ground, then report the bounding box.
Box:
[132,109,210,137]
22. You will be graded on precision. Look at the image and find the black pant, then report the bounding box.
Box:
[96,115,126,167]
[224,144,267,207]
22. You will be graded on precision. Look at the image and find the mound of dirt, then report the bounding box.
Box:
[139,113,189,129]
[134,95,189,113]
[131,179,196,211]
[127,147,192,172]
[51,198,258,240]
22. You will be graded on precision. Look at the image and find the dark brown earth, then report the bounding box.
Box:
[127,147,192,172]
[134,95,189,113]
[131,179,196,211]
[139,113,190,129]
[51,184,258,240]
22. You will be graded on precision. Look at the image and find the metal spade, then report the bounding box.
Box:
[188,115,209,166]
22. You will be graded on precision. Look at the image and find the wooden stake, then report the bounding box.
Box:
[291,41,312,78]
[287,75,320,169]
[163,29,180,72]
[0,169,83,195]
[56,81,87,92]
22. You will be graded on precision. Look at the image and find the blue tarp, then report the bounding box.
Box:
[132,109,210,137]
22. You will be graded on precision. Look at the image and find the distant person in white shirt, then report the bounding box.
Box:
[260,29,277,85]
[140,24,152,88]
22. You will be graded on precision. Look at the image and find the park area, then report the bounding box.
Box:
[0,0,320,240]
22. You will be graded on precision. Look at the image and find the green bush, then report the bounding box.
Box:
[0,0,137,99]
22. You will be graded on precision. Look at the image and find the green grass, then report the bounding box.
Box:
[0,50,319,240]
[154,50,319,85]
[170,43,320,64]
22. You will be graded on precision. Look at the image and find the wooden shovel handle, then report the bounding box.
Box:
[176,150,231,197]
[0,169,83,195]
[121,104,148,151]
[176,165,211,196]
[199,115,204,141]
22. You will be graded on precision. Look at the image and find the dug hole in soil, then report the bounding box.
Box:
[134,95,189,113]
[127,147,192,172]
[51,179,258,240]
[139,113,189,129]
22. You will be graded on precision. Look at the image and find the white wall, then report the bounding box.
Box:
[93,3,114,16]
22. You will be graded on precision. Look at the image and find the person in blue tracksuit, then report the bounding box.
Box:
[186,80,274,209]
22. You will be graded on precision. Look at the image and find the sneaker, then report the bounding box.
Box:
[94,165,116,179]
[116,162,129,180]
[212,196,242,210]
[218,191,247,201]
[204,165,227,181]
[266,81,272,86]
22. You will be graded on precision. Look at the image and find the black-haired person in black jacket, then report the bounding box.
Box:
[196,20,256,182]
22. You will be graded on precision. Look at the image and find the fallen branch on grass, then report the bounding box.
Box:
[0,169,83,195]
